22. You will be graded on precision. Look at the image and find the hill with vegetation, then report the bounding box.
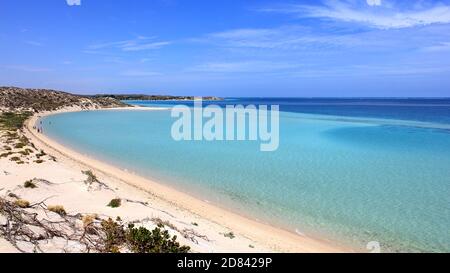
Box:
[0,87,130,112]
[93,94,222,101]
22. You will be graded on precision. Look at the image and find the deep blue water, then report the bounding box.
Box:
[127,98,450,124]
[41,98,450,253]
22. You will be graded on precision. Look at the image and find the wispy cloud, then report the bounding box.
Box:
[260,1,450,29]
[88,36,171,52]
[423,42,450,52]
[25,41,43,47]
[122,41,171,51]
[206,26,359,51]
[120,70,162,77]
[66,0,81,6]
[189,61,299,73]
[3,65,52,72]
[366,0,382,7]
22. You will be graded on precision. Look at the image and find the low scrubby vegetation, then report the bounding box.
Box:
[101,218,190,253]
[223,231,235,239]
[108,198,122,208]
[24,180,37,189]
[1,87,129,112]
[14,199,30,208]
[48,205,67,216]
[1,198,191,253]
[0,111,33,131]
[82,170,99,184]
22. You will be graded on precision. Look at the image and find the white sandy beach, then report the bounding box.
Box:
[0,106,351,253]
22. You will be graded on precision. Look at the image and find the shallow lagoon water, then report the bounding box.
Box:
[42,99,450,252]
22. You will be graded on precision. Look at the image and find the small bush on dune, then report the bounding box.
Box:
[35,150,46,159]
[14,142,26,149]
[14,199,30,208]
[18,150,30,156]
[24,180,37,189]
[82,170,99,184]
[223,231,235,239]
[82,214,97,228]
[101,218,126,253]
[48,205,66,216]
[0,152,13,158]
[126,224,190,253]
[99,219,190,253]
[107,198,121,208]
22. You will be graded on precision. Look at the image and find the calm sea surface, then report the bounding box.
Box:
[41,98,450,252]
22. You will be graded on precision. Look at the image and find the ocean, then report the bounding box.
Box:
[41,98,450,252]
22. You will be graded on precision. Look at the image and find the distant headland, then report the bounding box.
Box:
[92,94,223,101]
[0,86,222,112]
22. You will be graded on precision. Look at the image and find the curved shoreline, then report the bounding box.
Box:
[25,107,352,253]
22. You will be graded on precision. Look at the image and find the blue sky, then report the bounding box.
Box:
[1,0,450,96]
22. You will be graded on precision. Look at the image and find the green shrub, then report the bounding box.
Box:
[18,150,30,156]
[36,150,46,158]
[82,170,99,184]
[34,159,44,164]
[0,112,33,131]
[99,219,190,253]
[0,152,13,158]
[223,231,235,239]
[107,198,122,208]
[10,156,21,162]
[14,142,25,149]
[101,218,126,253]
[24,180,37,189]
[126,224,190,253]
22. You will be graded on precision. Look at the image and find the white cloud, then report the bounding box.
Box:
[25,41,43,47]
[88,37,171,52]
[366,0,381,7]
[260,1,450,29]
[66,0,81,6]
[205,26,364,50]
[189,61,299,73]
[120,70,162,77]
[122,41,171,51]
[423,42,450,52]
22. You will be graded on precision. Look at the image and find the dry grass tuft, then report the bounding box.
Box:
[14,199,30,208]
[48,205,66,216]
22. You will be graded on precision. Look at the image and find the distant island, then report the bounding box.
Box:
[92,94,223,101]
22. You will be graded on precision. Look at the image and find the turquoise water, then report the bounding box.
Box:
[41,101,450,253]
